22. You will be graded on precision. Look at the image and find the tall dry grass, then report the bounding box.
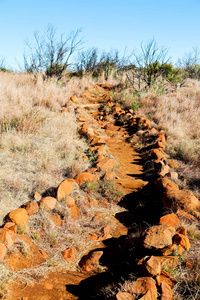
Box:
[0,72,94,224]
[139,79,200,166]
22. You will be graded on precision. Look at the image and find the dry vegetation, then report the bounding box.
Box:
[0,72,95,224]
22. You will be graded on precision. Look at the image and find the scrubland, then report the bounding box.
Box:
[0,72,94,224]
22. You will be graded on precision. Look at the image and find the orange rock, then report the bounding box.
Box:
[103,171,115,181]
[96,157,115,172]
[163,189,200,212]
[132,277,157,299]
[40,197,57,210]
[78,115,88,122]
[23,201,39,215]
[49,213,62,226]
[166,171,178,182]
[5,235,45,271]
[79,251,103,272]
[0,228,17,248]
[34,191,42,201]
[43,282,53,290]
[62,247,76,262]
[96,146,107,156]
[161,281,173,300]
[176,209,197,223]
[116,292,134,300]
[102,226,110,235]
[174,232,190,251]
[8,208,29,225]
[142,256,162,276]
[89,232,98,241]
[96,154,105,162]
[185,261,195,269]
[66,197,81,219]
[39,250,49,260]
[158,213,180,229]
[139,289,156,299]
[101,234,112,241]
[0,243,7,260]
[156,256,179,269]
[156,270,176,288]
[57,179,73,201]
[67,178,79,189]
[3,222,17,233]
[168,162,179,169]
[75,172,98,186]
[157,177,179,192]
[70,96,78,103]
[142,225,175,250]
[90,199,99,206]
[149,148,166,161]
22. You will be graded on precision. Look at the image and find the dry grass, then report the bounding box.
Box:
[139,79,200,166]
[0,72,95,225]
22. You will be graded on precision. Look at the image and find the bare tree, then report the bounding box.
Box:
[127,39,170,90]
[75,48,98,76]
[177,47,200,80]
[0,56,7,71]
[24,24,84,79]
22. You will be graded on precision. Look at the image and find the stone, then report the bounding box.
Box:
[39,250,49,260]
[40,197,57,210]
[142,256,162,276]
[49,213,62,226]
[57,179,73,201]
[62,247,76,262]
[142,225,175,250]
[23,201,39,215]
[0,228,17,248]
[3,222,17,233]
[132,277,157,299]
[103,171,115,181]
[139,290,156,300]
[0,243,7,260]
[156,270,176,288]
[96,157,115,172]
[156,177,179,193]
[96,154,105,162]
[8,208,29,225]
[67,178,79,189]
[34,191,42,201]
[102,226,110,235]
[162,189,200,212]
[161,281,173,300]
[75,172,98,186]
[167,171,178,182]
[149,148,166,161]
[116,292,134,300]
[158,213,180,229]
[176,209,197,223]
[79,251,103,272]
[66,197,81,219]
[89,232,98,241]
[101,234,112,241]
[174,232,191,251]
[90,198,99,206]
[155,256,179,269]
[168,162,179,169]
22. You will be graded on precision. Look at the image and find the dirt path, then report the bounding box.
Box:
[6,88,147,300]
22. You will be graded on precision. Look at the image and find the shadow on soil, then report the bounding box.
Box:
[66,180,164,299]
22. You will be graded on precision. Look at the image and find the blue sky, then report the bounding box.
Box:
[0,0,200,69]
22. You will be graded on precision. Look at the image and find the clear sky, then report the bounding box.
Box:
[0,0,200,69]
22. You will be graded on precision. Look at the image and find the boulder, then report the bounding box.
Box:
[89,232,98,241]
[158,213,180,229]
[161,281,173,300]
[156,177,179,193]
[34,191,42,201]
[156,270,176,288]
[4,222,17,233]
[142,225,175,250]
[0,228,16,248]
[132,277,157,299]
[174,231,190,251]
[96,157,115,172]
[116,292,134,300]
[62,247,76,262]
[139,290,156,300]
[103,171,115,181]
[49,213,62,226]
[40,197,57,210]
[75,172,98,186]
[23,201,39,215]
[66,197,81,219]
[162,189,200,212]
[0,243,7,260]
[57,179,73,201]
[8,208,29,225]
[79,251,103,272]
[142,256,162,276]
